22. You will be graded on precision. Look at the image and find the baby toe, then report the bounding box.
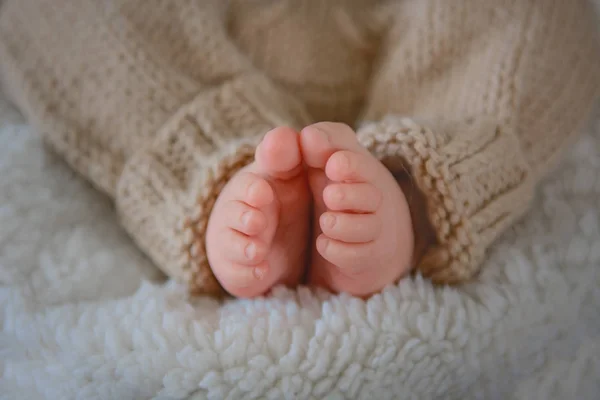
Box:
[229,171,274,208]
[300,122,364,169]
[316,235,374,272]
[255,127,303,180]
[325,150,379,183]
[323,182,382,213]
[226,200,267,236]
[224,230,268,265]
[217,261,270,298]
[320,212,381,243]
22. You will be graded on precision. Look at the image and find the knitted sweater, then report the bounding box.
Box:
[1,0,598,296]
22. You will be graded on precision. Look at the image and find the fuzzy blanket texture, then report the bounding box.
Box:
[1,95,600,398]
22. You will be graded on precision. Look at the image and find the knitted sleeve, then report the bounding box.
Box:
[357,0,600,284]
[0,0,311,296]
[116,74,311,296]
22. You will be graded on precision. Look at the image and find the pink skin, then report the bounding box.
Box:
[205,123,414,298]
[300,122,414,297]
[205,127,311,298]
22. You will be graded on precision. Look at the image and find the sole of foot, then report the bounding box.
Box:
[206,127,311,298]
[300,122,414,297]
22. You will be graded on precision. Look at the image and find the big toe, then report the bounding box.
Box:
[255,127,303,180]
[300,122,364,169]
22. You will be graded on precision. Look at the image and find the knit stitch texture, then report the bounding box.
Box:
[0,0,598,294]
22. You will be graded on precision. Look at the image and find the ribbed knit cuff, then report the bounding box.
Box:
[115,73,311,296]
[357,116,535,284]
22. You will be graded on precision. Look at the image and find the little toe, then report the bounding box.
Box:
[217,261,270,298]
[323,183,382,213]
[316,234,374,272]
[229,172,274,208]
[224,229,269,265]
[325,150,381,183]
[320,212,381,243]
[300,122,365,169]
[226,200,267,236]
[255,126,303,180]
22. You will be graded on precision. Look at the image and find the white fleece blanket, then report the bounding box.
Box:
[1,88,600,399]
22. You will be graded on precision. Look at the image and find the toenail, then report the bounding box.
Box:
[337,153,351,170]
[317,235,329,251]
[247,181,258,198]
[245,243,256,260]
[253,266,266,280]
[241,211,251,227]
[322,213,336,229]
[332,187,344,203]
[247,181,265,205]
[312,126,331,144]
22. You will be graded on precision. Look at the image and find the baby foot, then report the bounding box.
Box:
[206,127,311,298]
[300,122,414,297]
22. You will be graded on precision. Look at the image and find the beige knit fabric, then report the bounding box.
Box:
[0,0,598,295]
